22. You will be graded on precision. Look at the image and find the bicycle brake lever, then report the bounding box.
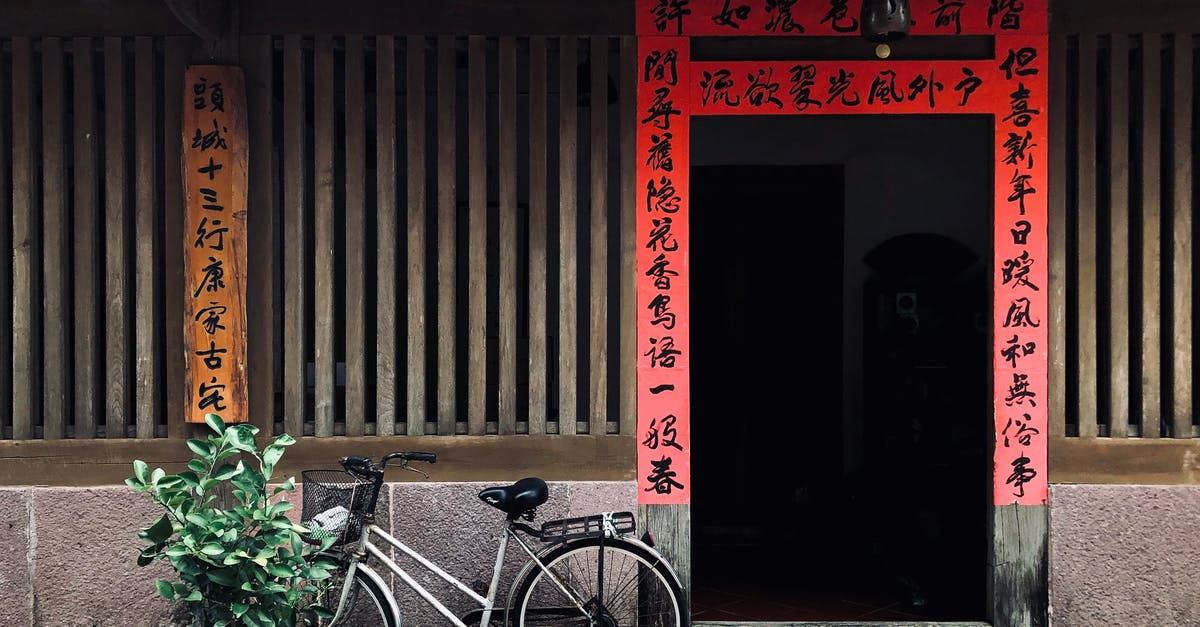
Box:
[402,463,430,480]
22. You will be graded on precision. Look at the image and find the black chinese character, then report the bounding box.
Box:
[645,335,681,368]
[644,456,685,494]
[194,256,227,297]
[195,302,228,334]
[193,216,229,251]
[744,68,783,109]
[1003,297,1040,328]
[712,0,751,29]
[932,0,965,34]
[1004,372,1038,406]
[1006,454,1037,497]
[643,49,679,86]
[700,69,741,107]
[195,341,228,370]
[198,376,228,411]
[1002,250,1040,291]
[764,0,803,33]
[642,87,682,130]
[651,0,691,35]
[191,119,230,151]
[954,67,983,106]
[643,415,684,451]
[1000,334,1037,368]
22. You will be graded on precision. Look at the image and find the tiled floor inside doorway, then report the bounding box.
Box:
[690,581,932,623]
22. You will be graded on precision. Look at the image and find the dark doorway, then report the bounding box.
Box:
[689,116,991,624]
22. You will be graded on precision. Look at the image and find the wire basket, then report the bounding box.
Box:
[300,470,377,547]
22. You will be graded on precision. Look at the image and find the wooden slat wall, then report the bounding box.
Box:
[0,35,11,438]
[404,35,427,435]
[1075,35,1099,438]
[72,37,100,440]
[12,38,36,440]
[375,35,399,436]
[1109,34,1131,438]
[1171,34,1194,438]
[1142,33,1163,438]
[0,34,635,450]
[41,37,67,441]
[528,35,549,435]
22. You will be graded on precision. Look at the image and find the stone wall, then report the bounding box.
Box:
[0,481,636,626]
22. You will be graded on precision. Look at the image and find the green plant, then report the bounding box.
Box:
[127,414,338,627]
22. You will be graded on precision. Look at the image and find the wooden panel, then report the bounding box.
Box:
[1141,33,1163,438]
[0,37,9,438]
[244,35,276,436]
[313,34,336,438]
[374,36,398,436]
[528,36,549,435]
[72,37,100,439]
[1075,35,1098,438]
[344,35,366,437]
[41,37,67,440]
[103,37,129,438]
[404,35,427,435]
[0,435,636,487]
[588,36,608,437]
[467,35,487,436]
[991,505,1048,626]
[11,38,36,441]
[1050,0,1200,35]
[559,36,579,434]
[641,504,691,610]
[163,37,190,440]
[436,35,457,435]
[618,37,637,437]
[498,36,518,436]
[1047,34,1067,439]
[1109,34,1131,438]
[134,37,158,439]
[1051,437,1200,483]
[1171,33,1193,438]
[282,35,307,438]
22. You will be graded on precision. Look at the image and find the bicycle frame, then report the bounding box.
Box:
[327,517,594,627]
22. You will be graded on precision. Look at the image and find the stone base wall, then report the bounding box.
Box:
[0,480,636,627]
[1048,484,1200,626]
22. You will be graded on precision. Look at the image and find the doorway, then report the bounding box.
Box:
[689,116,991,623]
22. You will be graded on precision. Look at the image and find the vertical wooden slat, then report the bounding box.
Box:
[1141,33,1163,438]
[245,35,275,437]
[282,34,307,438]
[467,35,486,436]
[528,36,548,435]
[313,35,336,438]
[1172,33,1193,438]
[618,36,637,437]
[0,39,9,437]
[589,37,609,436]
[436,35,457,435]
[498,36,518,436]
[42,38,67,440]
[1076,34,1099,438]
[164,37,189,439]
[376,36,398,436]
[73,37,100,439]
[104,37,129,438]
[404,35,427,435]
[344,35,366,437]
[134,37,158,439]
[1109,35,1131,438]
[12,37,36,440]
[1048,34,1068,439]
[559,36,579,435]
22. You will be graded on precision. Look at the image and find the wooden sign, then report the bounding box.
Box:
[182,65,248,424]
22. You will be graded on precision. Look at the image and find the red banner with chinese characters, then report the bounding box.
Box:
[637,37,692,504]
[182,65,248,424]
[636,0,1049,507]
[636,0,1047,37]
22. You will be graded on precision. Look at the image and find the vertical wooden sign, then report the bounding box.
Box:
[182,65,248,424]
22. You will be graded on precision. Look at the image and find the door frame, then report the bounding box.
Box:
[632,2,1051,625]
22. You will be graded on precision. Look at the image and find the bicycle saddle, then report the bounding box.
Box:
[478,477,548,515]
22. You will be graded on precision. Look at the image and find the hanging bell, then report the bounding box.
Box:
[860,0,911,43]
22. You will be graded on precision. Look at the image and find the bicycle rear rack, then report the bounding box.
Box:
[537,511,636,543]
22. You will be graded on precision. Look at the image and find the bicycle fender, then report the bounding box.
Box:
[353,561,403,625]
[610,535,686,591]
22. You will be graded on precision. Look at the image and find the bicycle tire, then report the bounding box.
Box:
[314,565,399,627]
[508,536,688,627]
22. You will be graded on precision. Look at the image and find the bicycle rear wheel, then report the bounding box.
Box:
[509,537,687,627]
[314,563,399,627]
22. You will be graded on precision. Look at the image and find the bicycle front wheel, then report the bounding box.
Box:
[313,563,398,627]
[510,537,687,627]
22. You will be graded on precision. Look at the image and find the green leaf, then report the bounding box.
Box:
[212,462,242,481]
[164,545,190,557]
[261,444,285,476]
[142,514,174,544]
[156,476,185,489]
[274,433,296,447]
[183,588,202,602]
[228,424,259,452]
[222,553,243,565]
[266,562,294,578]
[187,459,206,473]
[200,543,225,556]
[184,512,208,527]
[207,568,239,587]
[231,603,250,617]
[186,438,213,460]
[133,459,149,483]
[155,579,175,600]
[150,467,165,486]
[124,477,145,492]
[204,413,226,436]
[271,477,295,496]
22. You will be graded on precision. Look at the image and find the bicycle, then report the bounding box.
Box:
[300,451,689,626]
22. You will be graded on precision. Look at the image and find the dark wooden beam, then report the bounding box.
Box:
[1051,0,1200,34]
[1050,437,1200,484]
[163,0,224,43]
[0,435,635,486]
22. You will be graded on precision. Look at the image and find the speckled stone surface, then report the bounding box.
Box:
[1049,484,1200,626]
[31,486,179,627]
[0,489,32,627]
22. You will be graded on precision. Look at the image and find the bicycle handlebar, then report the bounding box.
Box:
[339,451,437,478]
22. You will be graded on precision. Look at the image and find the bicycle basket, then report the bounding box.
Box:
[300,470,377,547]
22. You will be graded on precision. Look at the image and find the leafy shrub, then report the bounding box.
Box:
[127,414,337,626]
